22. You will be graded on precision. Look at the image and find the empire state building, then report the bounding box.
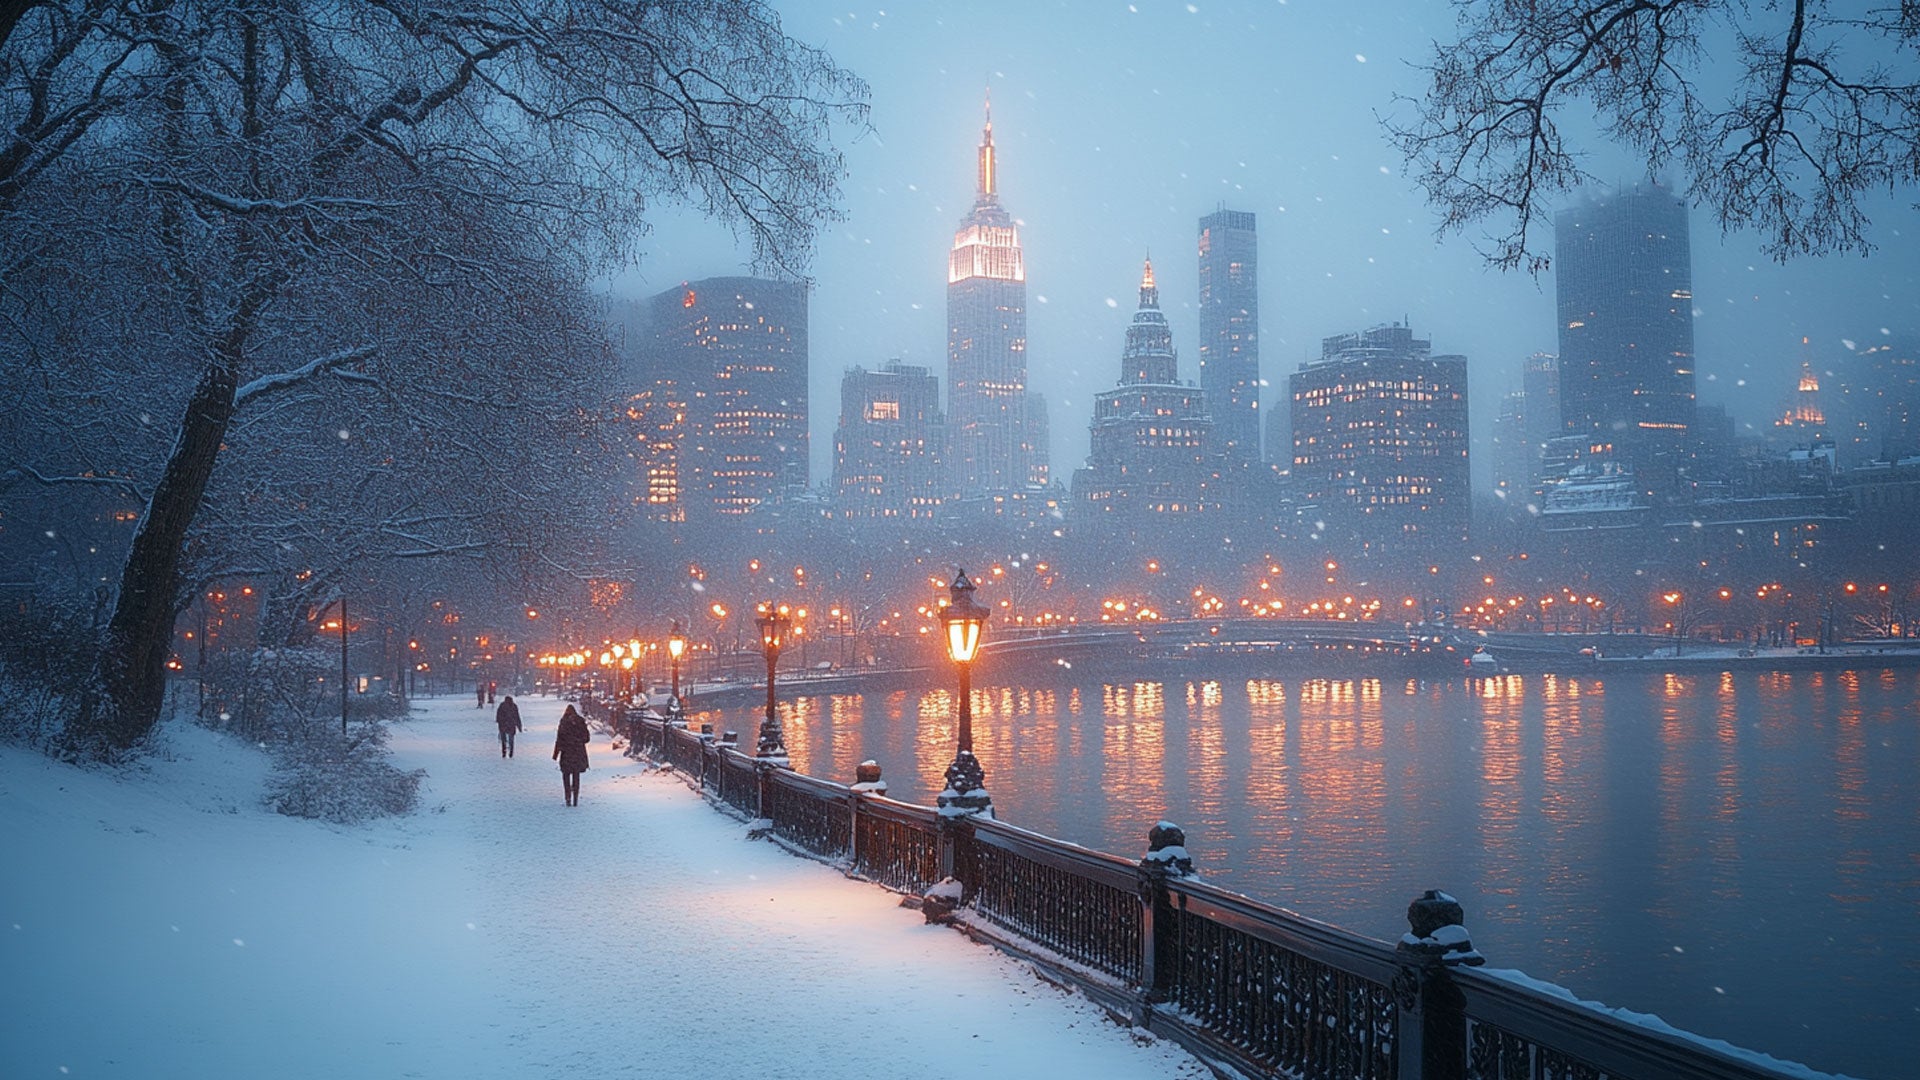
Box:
[947,101,1045,494]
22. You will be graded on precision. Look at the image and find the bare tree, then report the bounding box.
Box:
[0,1,867,752]
[1386,1,1920,271]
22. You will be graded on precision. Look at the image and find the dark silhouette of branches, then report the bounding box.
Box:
[1386,0,1920,270]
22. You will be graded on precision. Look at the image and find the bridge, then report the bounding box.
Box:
[673,619,1626,711]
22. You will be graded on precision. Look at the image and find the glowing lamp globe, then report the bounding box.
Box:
[942,570,990,664]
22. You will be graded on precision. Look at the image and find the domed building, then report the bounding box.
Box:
[1071,258,1218,521]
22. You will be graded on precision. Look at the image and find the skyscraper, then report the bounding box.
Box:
[1073,258,1215,518]
[1773,343,1826,437]
[623,372,688,522]
[1554,183,1695,501]
[642,277,808,520]
[1827,337,1919,463]
[832,359,946,521]
[1197,208,1259,462]
[1521,352,1560,497]
[1490,389,1530,505]
[1290,324,1470,546]
[947,99,1039,494]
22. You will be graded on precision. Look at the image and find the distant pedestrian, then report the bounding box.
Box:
[553,705,591,806]
[476,681,486,708]
[487,680,497,705]
[495,696,523,758]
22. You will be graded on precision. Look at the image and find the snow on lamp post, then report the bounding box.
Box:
[755,605,790,764]
[937,570,992,817]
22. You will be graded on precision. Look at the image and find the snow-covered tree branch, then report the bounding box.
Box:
[0,0,868,752]
[1385,0,1920,270]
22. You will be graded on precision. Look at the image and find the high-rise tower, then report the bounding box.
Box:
[833,359,946,521]
[1555,183,1695,501]
[1290,324,1470,549]
[1073,258,1216,520]
[947,97,1040,494]
[1197,208,1259,462]
[643,277,808,520]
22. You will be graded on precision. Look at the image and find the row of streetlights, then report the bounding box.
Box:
[752,570,994,816]
[535,621,691,709]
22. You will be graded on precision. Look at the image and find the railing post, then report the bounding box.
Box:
[849,760,886,872]
[1137,820,1195,1025]
[1393,889,1485,1080]
[923,812,978,925]
[756,760,774,822]
[696,725,712,789]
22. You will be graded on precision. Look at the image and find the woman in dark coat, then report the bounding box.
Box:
[553,704,591,806]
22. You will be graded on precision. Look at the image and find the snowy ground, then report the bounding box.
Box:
[1,695,1210,1079]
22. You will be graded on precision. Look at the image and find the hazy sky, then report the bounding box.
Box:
[614,1,1920,489]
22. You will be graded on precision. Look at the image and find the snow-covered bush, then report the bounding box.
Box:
[264,721,425,825]
[0,592,101,747]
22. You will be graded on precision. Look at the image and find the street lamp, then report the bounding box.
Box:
[937,569,992,817]
[320,599,349,734]
[1662,592,1687,656]
[667,620,687,719]
[755,605,791,763]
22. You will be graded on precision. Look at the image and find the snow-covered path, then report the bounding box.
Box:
[1,696,1209,1079]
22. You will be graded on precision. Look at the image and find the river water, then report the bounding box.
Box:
[722,667,1917,1079]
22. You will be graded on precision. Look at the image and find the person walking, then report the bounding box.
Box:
[476,681,486,708]
[553,704,591,806]
[487,680,497,705]
[495,695,523,758]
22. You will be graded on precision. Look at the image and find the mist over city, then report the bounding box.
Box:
[627,2,1920,489]
[3,4,1915,1080]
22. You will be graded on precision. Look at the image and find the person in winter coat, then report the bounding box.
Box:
[476,681,486,708]
[495,696,524,758]
[553,705,591,806]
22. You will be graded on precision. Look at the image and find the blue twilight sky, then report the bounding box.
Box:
[611,1,1920,490]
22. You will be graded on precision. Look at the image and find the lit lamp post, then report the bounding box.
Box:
[937,569,992,817]
[627,638,643,699]
[667,620,687,721]
[755,606,790,763]
[1662,592,1687,656]
[321,601,349,734]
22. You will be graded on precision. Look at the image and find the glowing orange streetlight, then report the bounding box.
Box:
[937,570,992,817]
[667,620,688,715]
[754,605,791,762]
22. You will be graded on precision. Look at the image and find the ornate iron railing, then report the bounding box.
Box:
[1159,878,1400,1080]
[965,817,1144,987]
[848,795,943,895]
[713,748,759,817]
[763,768,853,859]
[614,711,1829,1080]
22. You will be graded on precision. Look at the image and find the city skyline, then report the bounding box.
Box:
[615,2,1919,492]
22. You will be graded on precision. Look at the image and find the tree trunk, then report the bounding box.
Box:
[83,357,239,749]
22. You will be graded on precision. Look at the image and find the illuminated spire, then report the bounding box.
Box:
[1139,253,1158,308]
[976,89,996,200]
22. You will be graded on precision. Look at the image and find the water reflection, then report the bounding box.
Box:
[763,667,1920,1080]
